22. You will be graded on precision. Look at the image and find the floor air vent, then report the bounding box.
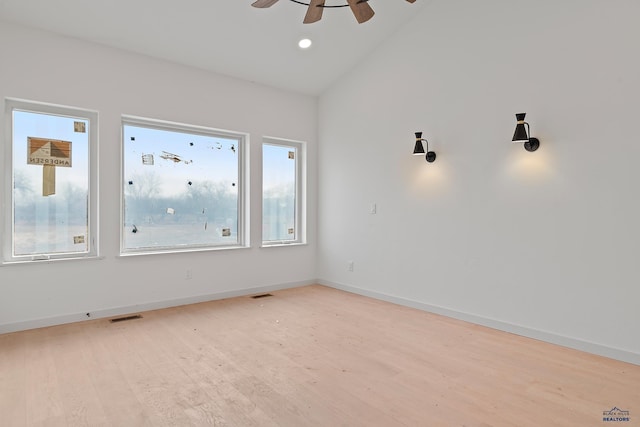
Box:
[110,314,143,323]
[251,293,273,299]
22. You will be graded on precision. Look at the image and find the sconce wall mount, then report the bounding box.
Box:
[413,132,436,162]
[512,113,540,152]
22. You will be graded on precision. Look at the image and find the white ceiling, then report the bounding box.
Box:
[0,0,430,96]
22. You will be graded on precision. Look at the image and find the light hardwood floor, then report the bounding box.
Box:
[1,284,638,426]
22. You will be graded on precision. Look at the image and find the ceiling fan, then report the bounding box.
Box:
[251,0,417,24]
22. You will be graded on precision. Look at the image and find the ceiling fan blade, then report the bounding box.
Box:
[252,0,280,8]
[347,0,375,24]
[303,0,325,24]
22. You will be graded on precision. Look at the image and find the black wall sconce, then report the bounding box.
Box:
[413,132,436,162]
[512,113,540,152]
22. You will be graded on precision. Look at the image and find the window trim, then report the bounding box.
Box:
[2,98,99,265]
[261,136,306,247]
[119,115,249,256]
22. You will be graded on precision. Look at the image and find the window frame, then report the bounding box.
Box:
[119,115,249,256]
[2,98,99,264]
[261,136,306,247]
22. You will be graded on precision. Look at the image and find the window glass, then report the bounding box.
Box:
[262,139,304,245]
[3,99,98,262]
[121,117,245,254]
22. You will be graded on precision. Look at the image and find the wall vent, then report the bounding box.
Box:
[110,314,143,323]
[251,293,273,299]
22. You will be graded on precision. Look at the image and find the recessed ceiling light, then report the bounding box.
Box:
[298,38,312,49]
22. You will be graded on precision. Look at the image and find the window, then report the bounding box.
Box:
[3,98,98,263]
[121,116,247,255]
[262,138,305,245]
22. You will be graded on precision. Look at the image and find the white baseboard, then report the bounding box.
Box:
[319,279,640,367]
[0,280,314,335]
[5,278,638,366]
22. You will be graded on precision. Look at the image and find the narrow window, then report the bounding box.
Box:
[121,116,247,255]
[3,99,99,263]
[262,138,305,246]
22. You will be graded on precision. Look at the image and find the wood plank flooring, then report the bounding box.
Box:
[1,284,638,426]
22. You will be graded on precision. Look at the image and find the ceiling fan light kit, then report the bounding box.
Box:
[252,0,417,24]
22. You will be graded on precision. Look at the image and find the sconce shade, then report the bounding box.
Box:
[512,113,529,142]
[413,132,425,155]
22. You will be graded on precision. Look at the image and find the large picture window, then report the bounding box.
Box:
[3,98,99,263]
[262,138,305,246]
[121,116,247,254]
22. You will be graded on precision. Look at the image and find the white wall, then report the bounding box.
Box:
[0,23,317,332]
[318,0,640,364]
[3,1,639,366]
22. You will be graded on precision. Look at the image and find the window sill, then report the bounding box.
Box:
[118,244,250,258]
[260,242,307,248]
[2,255,104,266]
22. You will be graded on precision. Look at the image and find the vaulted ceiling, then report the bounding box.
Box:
[0,0,430,95]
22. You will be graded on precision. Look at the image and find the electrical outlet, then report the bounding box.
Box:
[348,261,354,272]
[186,269,193,280]
[370,203,377,214]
